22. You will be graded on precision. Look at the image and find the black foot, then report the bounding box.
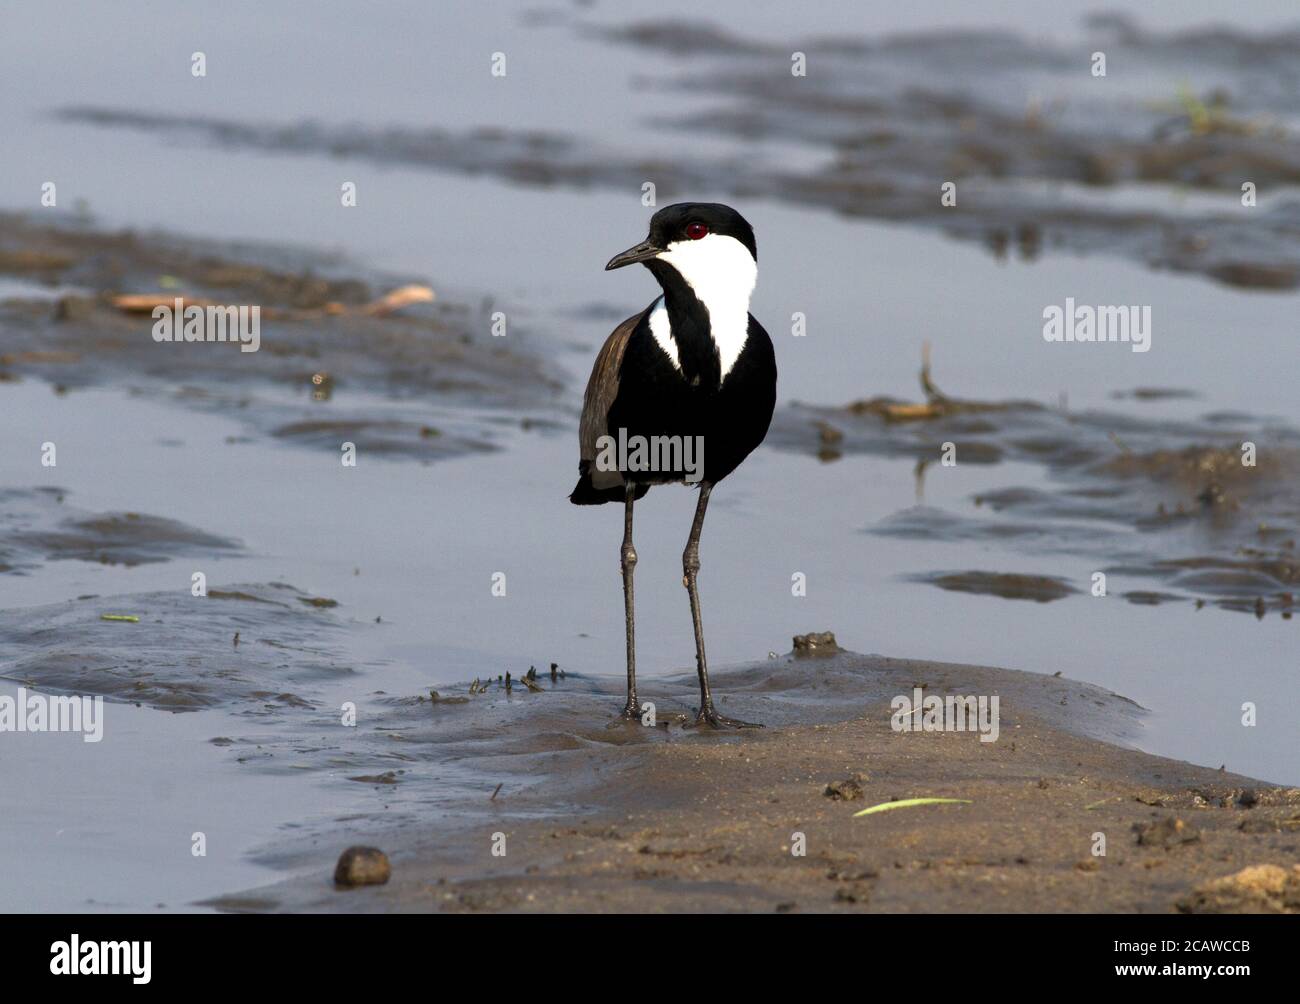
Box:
[617,700,641,722]
[692,705,763,729]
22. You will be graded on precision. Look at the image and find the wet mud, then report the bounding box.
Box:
[0,581,357,712]
[0,486,240,574]
[914,571,1077,603]
[202,646,1300,914]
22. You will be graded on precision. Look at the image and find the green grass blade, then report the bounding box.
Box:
[853,797,971,818]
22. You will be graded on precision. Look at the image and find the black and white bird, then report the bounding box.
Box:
[570,203,777,728]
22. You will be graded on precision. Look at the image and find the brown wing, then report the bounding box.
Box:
[578,310,644,464]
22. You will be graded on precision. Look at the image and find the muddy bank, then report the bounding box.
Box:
[913,571,1078,603]
[53,10,1300,290]
[203,643,1299,913]
[0,213,565,461]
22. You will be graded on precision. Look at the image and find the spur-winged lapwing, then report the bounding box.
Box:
[570,203,777,728]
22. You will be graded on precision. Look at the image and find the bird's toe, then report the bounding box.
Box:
[693,707,763,730]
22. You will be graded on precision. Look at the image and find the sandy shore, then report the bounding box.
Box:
[208,643,1300,914]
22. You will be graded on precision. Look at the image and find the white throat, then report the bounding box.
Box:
[656,233,757,381]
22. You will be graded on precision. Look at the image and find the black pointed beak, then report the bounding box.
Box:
[605,239,662,271]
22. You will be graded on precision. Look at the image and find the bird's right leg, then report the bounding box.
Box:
[682,483,761,729]
[619,482,639,720]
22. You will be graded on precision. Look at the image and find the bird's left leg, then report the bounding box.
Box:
[618,482,640,720]
[682,482,762,729]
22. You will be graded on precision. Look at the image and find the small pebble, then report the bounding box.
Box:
[334,846,391,888]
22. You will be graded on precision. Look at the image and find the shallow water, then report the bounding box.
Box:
[2,1,1299,911]
[2,365,1296,909]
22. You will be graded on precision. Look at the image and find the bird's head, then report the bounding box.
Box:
[605,203,757,301]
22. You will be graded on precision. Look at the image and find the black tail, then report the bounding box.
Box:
[569,462,649,506]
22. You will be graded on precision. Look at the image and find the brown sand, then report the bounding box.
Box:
[208,646,1299,914]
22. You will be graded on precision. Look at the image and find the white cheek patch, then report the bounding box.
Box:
[647,297,681,371]
[656,233,757,381]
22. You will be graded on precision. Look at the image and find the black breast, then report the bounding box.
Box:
[609,313,777,486]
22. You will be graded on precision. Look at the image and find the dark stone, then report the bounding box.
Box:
[334,846,391,887]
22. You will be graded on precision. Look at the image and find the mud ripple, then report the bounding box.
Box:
[0,582,354,712]
[0,486,239,574]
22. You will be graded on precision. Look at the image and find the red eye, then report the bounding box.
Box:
[685,222,709,240]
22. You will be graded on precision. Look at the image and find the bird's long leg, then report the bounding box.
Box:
[618,482,639,720]
[683,482,762,729]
